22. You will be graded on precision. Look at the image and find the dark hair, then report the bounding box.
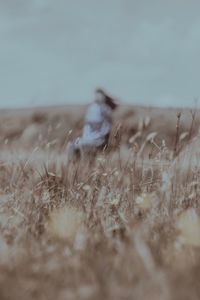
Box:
[105,95,118,110]
[95,88,106,96]
[95,88,118,110]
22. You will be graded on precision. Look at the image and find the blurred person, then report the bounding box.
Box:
[67,88,118,160]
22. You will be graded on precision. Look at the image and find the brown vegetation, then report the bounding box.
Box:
[0,105,200,300]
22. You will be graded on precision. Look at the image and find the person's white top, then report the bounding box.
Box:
[85,102,103,123]
[78,102,112,147]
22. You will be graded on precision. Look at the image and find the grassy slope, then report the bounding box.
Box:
[0,105,200,300]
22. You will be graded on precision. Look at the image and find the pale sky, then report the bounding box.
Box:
[0,0,200,108]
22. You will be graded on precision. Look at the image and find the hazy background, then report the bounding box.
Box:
[0,0,200,108]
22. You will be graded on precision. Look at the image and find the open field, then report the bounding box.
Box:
[0,105,200,300]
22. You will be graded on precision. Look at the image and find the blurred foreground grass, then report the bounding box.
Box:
[0,105,200,300]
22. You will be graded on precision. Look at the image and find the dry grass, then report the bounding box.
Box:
[0,105,200,300]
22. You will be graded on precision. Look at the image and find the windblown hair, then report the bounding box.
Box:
[95,88,118,110]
